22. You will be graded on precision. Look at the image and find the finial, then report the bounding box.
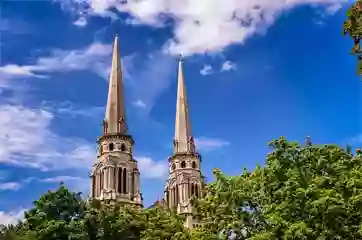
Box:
[179,53,183,62]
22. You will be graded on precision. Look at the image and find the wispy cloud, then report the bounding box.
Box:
[41,101,104,118]
[60,0,346,56]
[0,209,26,225]
[0,182,22,191]
[73,17,88,27]
[127,52,175,113]
[137,157,168,179]
[0,19,32,35]
[195,137,230,151]
[0,43,174,115]
[200,65,213,76]
[0,42,113,80]
[0,104,95,171]
[39,176,84,183]
[221,61,237,72]
[132,100,147,109]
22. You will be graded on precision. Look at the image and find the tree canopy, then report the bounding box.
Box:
[2,137,362,239]
[344,0,362,75]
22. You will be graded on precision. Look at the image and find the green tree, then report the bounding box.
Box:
[141,205,189,240]
[11,184,192,239]
[343,0,362,75]
[22,184,87,240]
[195,137,362,239]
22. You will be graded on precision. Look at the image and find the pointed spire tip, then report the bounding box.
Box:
[179,53,183,62]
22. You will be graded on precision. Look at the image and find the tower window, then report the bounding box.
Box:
[181,161,186,168]
[92,175,96,197]
[109,143,114,151]
[192,161,197,168]
[118,168,122,193]
[123,168,127,194]
[172,164,176,171]
[100,172,104,190]
[121,144,126,151]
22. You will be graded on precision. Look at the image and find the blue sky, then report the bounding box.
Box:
[0,0,359,224]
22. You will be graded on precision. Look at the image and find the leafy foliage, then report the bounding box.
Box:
[195,137,362,239]
[2,138,362,239]
[343,0,362,75]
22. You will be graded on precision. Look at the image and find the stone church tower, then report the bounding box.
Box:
[90,36,142,206]
[163,57,205,228]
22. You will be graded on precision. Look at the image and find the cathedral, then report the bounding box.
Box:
[89,36,205,228]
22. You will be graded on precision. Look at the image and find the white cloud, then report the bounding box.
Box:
[126,52,175,113]
[39,176,84,183]
[41,101,104,118]
[200,64,213,76]
[0,177,34,192]
[132,100,147,109]
[0,43,170,114]
[39,175,90,196]
[0,182,21,191]
[0,209,26,225]
[195,137,230,151]
[137,157,168,179]
[0,42,113,80]
[221,60,237,72]
[0,19,32,35]
[0,105,95,171]
[61,0,346,56]
[73,17,88,27]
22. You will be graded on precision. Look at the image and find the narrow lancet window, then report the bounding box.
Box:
[100,172,104,190]
[92,175,96,197]
[131,171,135,195]
[123,168,127,193]
[118,168,122,193]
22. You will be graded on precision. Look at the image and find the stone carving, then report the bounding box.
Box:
[118,117,125,132]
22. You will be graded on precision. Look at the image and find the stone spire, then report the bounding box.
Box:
[104,35,127,134]
[91,36,142,207]
[164,57,203,229]
[174,56,194,154]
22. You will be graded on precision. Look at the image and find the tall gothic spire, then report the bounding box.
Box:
[174,56,194,154]
[104,35,127,134]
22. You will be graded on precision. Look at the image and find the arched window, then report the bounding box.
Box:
[191,183,194,195]
[118,168,122,193]
[109,143,114,151]
[195,184,199,197]
[172,164,176,171]
[123,168,127,193]
[121,144,126,151]
[181,161,186,168]
[192,161,197,168]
